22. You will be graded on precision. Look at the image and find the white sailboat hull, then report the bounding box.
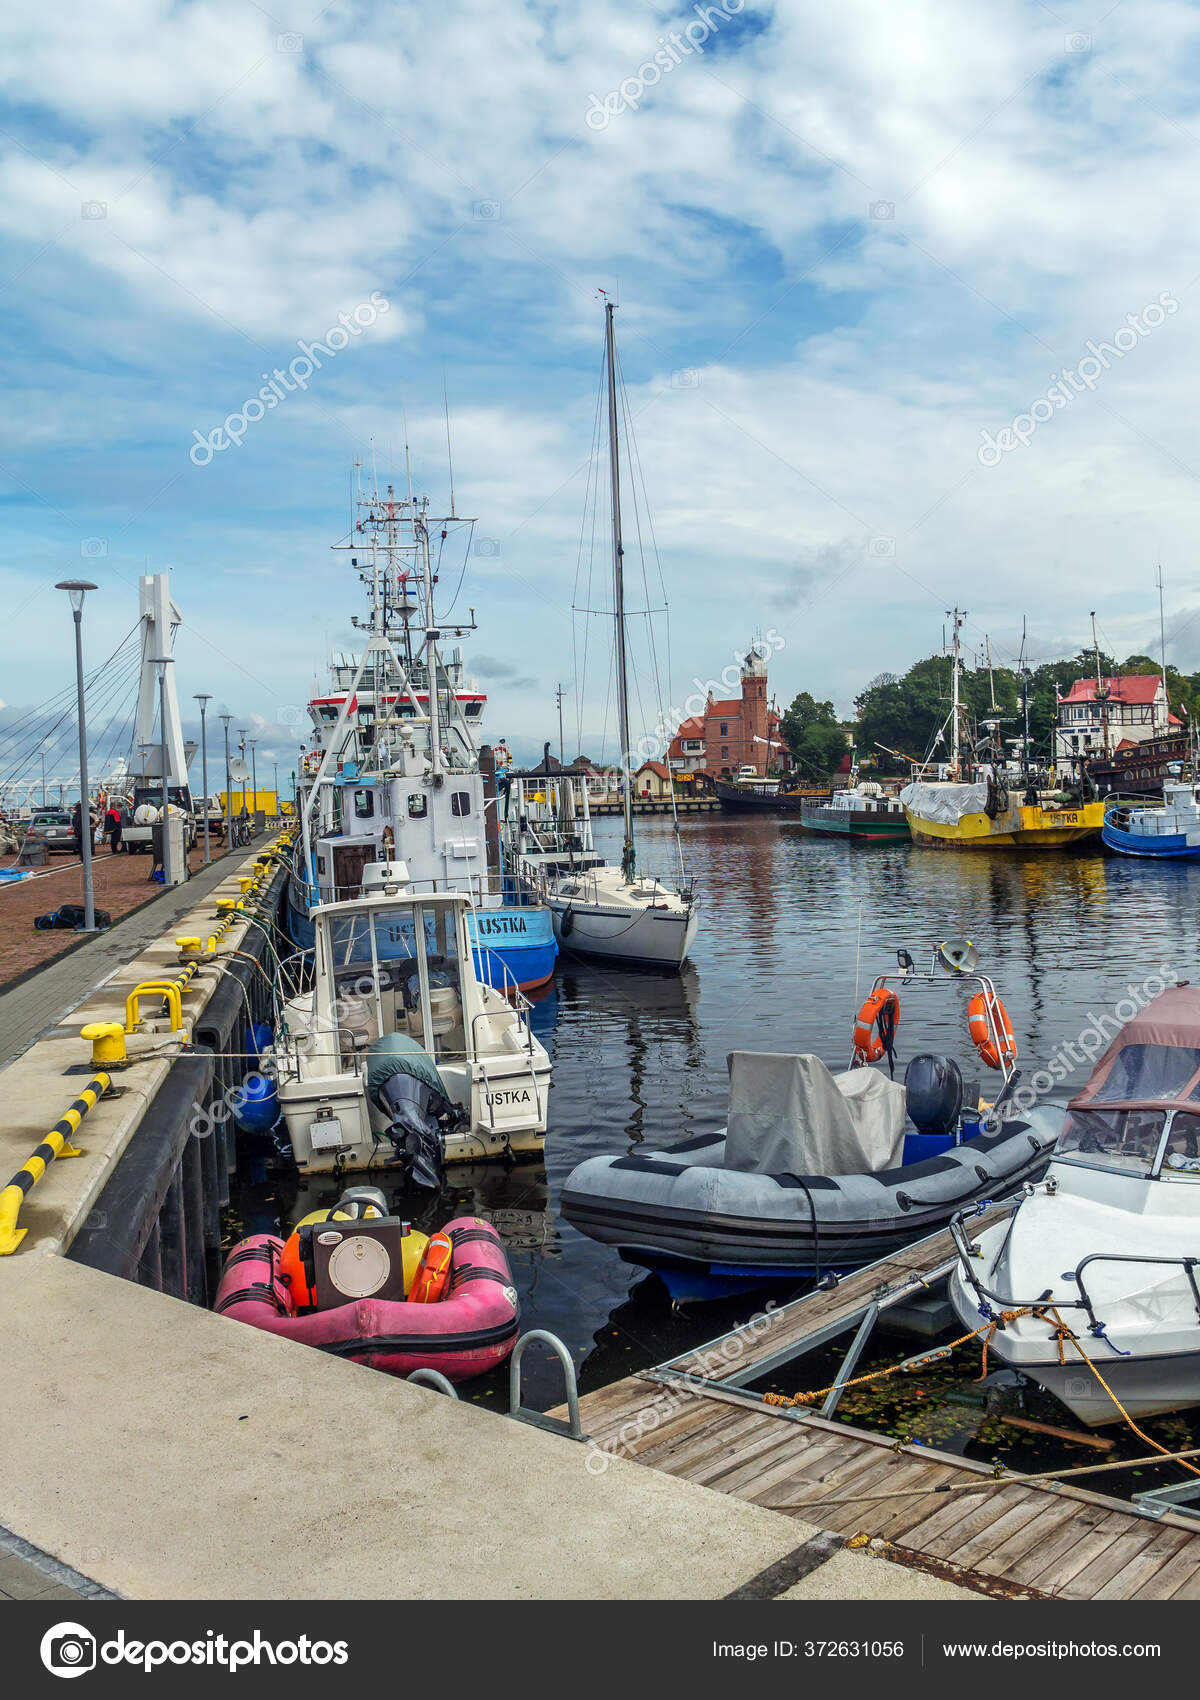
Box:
[545,887,698,968]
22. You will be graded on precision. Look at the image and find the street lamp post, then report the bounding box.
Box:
[55,579,98,931]
[249,738,258,826]
[238,728,248,825]
[194,694,211,864]
[219,715,232,846]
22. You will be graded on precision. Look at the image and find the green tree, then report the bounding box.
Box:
[791,721,849,781]
[780,690,837,759]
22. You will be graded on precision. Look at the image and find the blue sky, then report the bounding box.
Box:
[4,0,1200,786]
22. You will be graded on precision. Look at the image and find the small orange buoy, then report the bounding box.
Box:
[409,1230,453,1304]
[967,992,1016,1069]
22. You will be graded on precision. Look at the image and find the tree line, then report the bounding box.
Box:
[779,650,1196,780]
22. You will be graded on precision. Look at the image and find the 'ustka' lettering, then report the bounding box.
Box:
[476,916,528,936]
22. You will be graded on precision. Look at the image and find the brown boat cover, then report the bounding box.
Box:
[1069,984,1200,1110]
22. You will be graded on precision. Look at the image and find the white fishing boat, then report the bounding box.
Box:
[273,877,551,1180]
[502,299,699,970]
[288,477,557,992]
[949,983,1200,1424]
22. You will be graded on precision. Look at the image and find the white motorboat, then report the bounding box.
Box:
[949,983,1200,1425]
[273,878,551,1178]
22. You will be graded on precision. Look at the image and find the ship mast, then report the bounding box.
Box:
[604,299,635,881]
[948,608,965,778]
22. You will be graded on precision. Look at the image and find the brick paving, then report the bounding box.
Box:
[0,841,270,1067]
[0,841,234,988]
[0,1526,114,1600]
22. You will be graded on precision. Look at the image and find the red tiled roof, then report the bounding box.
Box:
[1059,674,1164,705]
[637,761,671,780]
[675,716,705,737]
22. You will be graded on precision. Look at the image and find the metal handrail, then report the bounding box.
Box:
[508,1330,585,1441]
[950,1210,1200,1336]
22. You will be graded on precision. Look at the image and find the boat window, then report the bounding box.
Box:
[1091,1043,1200,1103]
[1162,1112,1200,1175]
[1057,1108,1165,1174]
[408,794,428,819]
[451,792,471,817]
[353,788,374,818]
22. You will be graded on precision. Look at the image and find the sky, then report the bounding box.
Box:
[3,0,1200,787]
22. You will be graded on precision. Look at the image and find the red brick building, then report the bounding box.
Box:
[667,645,786,782]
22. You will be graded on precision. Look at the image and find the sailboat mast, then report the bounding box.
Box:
[605,300,635,879]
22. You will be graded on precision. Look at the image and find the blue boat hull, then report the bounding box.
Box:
[1102,821,1200,859]
[285,888,557,992]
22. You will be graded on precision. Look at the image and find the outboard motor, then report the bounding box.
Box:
[904,1053,963,1136]
[366,1033,468,1190]
[372,1070,454,1190]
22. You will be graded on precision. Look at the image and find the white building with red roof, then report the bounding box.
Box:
[1054,673,1176,768]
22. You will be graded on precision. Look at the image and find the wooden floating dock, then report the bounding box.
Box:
[560,1219,1200,1600]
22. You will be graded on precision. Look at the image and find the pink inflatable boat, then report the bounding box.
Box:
[214,1215,519,1382]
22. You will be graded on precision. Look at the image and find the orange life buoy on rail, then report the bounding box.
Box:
[409,1230,453,1304]
[852,988,900,1065]
[968,992,1017,1070]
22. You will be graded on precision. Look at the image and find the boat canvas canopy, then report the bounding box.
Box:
[723,1052,906,1177]
[898,781,989,824]
[1070,985,1200,1110]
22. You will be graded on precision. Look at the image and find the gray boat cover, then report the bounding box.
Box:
[365,1032,446,1108]
[899,781,989,825]
[723,1052,906,1177]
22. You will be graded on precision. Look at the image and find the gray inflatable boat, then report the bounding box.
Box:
[563,1049,1061,1301]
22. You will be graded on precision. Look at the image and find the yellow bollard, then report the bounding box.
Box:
[0,1074,109,1254]
[80,1022,126,1067]
[124,982,184,1034]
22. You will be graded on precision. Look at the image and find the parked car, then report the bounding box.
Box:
[25,809,81,855]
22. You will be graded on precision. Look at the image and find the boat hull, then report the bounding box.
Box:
[548,893,699,969]
[563,1110,1060,1299]
[905,801,1104,849]
[799,804,910,842]
[714,779,829,814]
[1101,820,1200,859]
[214,1217,519,1382]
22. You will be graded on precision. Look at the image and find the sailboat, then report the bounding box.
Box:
[503,302,699,969]
[900,610,1105,849]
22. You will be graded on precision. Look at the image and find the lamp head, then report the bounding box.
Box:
[55,579,98,612]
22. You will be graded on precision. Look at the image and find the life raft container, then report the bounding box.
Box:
[214,1215,518,1382]
[968,993,1017,1070]
[852,988,900,1064]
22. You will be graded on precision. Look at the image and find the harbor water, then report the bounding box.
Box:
[230,814,1200,1469]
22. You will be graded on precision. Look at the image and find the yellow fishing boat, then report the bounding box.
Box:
[900,786,1105,849]
[899,609,1104,850]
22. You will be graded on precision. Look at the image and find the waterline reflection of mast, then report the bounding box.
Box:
[605,298,635,882]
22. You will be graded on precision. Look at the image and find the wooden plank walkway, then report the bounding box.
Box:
[562,1216,1200,1600]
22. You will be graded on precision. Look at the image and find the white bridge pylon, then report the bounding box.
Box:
[131,572,188,785]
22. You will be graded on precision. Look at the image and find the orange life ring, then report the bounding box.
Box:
[852,988,900,1064]
[409,1230,453,1304]
[968,992,1016,1069]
